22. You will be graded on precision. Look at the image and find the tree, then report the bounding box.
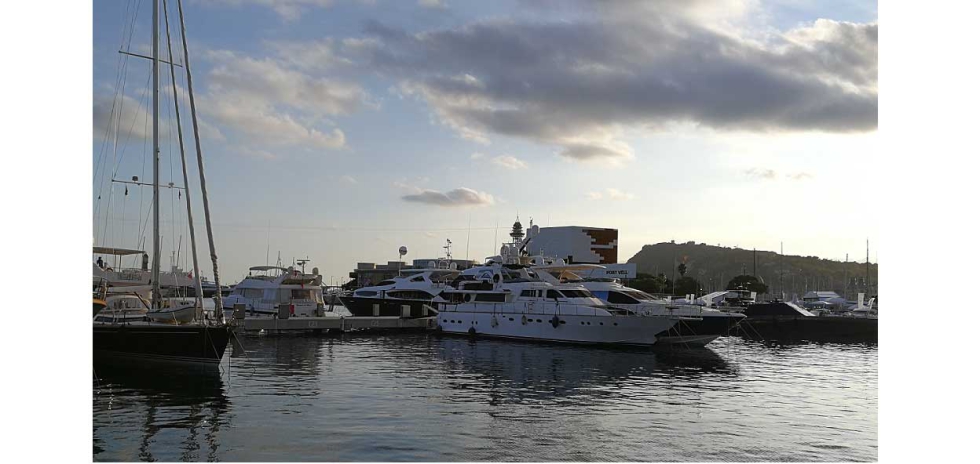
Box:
[673,276,702,296]
[677,262,687,277]
[632,273,670,294]
[726,274,768,294]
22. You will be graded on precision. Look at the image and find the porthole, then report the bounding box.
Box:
[580,321,585,325]
[614,322,618,326]
[536,319,542,323]
[509,317,514,321]
[560,320,566,324]
[599,322,604,326]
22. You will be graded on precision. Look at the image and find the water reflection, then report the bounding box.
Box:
[93,361,229,462]
[94,334,876,462]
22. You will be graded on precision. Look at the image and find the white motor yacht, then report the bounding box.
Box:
[529,257,745,347]
[222,263,336,319]
[433,219,679,346]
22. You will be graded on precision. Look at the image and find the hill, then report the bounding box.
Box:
[626,241,877,300]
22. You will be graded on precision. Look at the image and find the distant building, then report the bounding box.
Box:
[525,225,618,264]
[524,223,636,278]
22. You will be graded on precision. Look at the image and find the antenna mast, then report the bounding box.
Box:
[151,0,161,307]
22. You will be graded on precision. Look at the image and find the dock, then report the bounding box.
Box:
[231,315,437,334]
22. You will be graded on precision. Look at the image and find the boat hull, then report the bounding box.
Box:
[655,313,746,347]
[436,310,676,346]
[93,323,231,364]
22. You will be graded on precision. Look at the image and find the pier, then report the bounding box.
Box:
[232,315,437,334]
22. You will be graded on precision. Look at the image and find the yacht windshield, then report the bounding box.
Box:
[559,289,592,298]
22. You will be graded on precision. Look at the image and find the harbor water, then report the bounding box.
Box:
[93,334,877,461]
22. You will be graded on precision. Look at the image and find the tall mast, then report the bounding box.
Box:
[151,0,161,307]
[163,0,204,311]
[177,0,225,322]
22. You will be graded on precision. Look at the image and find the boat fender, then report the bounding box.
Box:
[435,324,443,333]
[491,316,499,328]
[468,326,477,336]
[521,315,527,325]
[643,309,652,316]
[550,315,560,328]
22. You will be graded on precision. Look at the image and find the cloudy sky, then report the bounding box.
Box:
[92,0,878,284]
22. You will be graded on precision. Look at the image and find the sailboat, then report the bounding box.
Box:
[93,0,230,364]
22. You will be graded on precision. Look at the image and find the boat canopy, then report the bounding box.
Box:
[249,266,287,272]
[93,246,145,256]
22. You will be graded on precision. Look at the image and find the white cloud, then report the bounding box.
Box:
[341,174,358,184]
[401,187,495,207]
[207,0,336,21]
[586,188,635,201]
[491,155,528,170]
[197,49,368,153]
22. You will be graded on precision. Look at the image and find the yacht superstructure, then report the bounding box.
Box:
[223,263,335,319]
[433,219,680,346]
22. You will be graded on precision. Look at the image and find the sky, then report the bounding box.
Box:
[92,0,878,285]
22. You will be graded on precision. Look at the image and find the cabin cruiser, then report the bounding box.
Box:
[432,219,680,346]
[222,264,337,319]
[339,267,459,318]
[529,257,744,346]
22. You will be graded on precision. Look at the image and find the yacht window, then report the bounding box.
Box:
[520,290,536,298]
[546,290,562,299]
[559,290,591,298]
[243,288,264,299]
[291,289,315,300]
[410,276,425,282]
[355,290,378,297]
[377,280,396,286]
[474,293,506,302]
[607,291,640,305]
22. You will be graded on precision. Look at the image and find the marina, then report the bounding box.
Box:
[79,0,886,461]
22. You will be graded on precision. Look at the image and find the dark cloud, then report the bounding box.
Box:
[350,9,877,161]
[401,187,495,206]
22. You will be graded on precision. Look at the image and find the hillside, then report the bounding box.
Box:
[626,241,877,299]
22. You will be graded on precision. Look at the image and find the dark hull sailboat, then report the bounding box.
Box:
[338,295,436,319]
[93,323,232,364]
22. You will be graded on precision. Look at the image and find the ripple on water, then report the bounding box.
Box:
[93,334,876,462]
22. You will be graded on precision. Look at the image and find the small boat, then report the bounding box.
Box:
[223,262,339,319]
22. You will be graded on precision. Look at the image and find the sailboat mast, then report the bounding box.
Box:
[163,0,204,310]
[151,0,161,307]
[177,0,225,322]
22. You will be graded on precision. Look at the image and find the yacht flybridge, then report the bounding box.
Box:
[431,219,681,346]
[223,262,340,319]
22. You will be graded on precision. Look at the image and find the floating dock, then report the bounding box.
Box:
[231,315,437,334]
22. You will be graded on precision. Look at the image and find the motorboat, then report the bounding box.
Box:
[432,219,680,346]
[223,263,338,319]
[339,267,459,318]
[530,257,745,347]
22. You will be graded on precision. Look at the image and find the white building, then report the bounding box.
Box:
[524,224,636,278]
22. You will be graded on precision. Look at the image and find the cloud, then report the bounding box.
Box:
[197,49,368,153]
[418,0,447,9]
[786,172,814,180]
[744,168,778,180]
[586,188,635,201]
[470,152,485,160]
[207,0,336,21]
[93,93,164,141]
[341,174,358,184]
[401,187,495,207]
[490,155,528,170]
[354,9,877,162]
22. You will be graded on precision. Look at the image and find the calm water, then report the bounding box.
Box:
[93,334,877,462]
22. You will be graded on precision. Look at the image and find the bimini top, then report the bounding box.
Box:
[93,246,145,256]
[249,266,287,272]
